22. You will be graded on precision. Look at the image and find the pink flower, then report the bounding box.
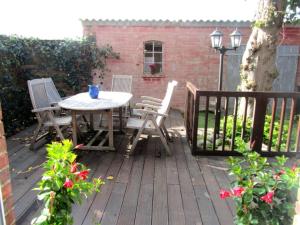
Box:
[70,162,77,173]
[75,170,89,180]
[74,144,84,149]
[63,178,74,189]
[232,186,245,197]
[292,164,298,172]
[260,191,274,204]
[220,189,231,199]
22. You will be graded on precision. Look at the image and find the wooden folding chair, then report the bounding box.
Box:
[27,79,72,150]
[126,80,177,155]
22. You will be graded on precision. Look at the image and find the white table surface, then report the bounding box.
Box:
[58,91,133,111]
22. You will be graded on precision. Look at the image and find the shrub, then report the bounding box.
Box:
[31,140,104,225]
[220,114,296,150]
[220,148,299,225]
[0,35,118,136]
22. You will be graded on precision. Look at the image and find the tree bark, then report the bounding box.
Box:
[239,0,287,116]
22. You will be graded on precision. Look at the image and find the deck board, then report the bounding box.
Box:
[8,110,236,225]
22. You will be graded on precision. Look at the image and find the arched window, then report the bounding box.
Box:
[144,41,163,75]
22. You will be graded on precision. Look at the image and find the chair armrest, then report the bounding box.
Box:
[135,109,168,117]
[135,103,160,110]
[32,106,61,113]
[141,96,162,103]
[142,100,162,106]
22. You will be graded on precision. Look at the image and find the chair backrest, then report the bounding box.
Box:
[111,75,133,93]
[27,79,51,110]
[156,80,178,126]
[44,78,62,104]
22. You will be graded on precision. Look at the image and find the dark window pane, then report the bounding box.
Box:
[154,53,162,63]
[154,42,162,52]
[145,42,153,52]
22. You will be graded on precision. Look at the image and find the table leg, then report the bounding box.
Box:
[108,109,114,149]
[89,113,94,131]
[72,111,77,146]
[119,107,123,133]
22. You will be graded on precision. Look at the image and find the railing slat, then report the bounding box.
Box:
[241,97,248,139]
[277,98,286,151]
[231,97,238,151]
[222,97,229,151]
[286,98,295,151]
[268,98,277,152]
[296,118,300,152]
[213,97,221,150]
[203,96,209,150]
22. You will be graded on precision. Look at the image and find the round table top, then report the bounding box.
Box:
[58,91,133,111]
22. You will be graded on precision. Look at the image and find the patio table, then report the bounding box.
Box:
[58,91,132,151]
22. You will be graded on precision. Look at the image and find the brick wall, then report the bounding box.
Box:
[0,104,15,225]
[82,20,300,110]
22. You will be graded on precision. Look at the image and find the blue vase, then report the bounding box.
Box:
[88,85,99,99]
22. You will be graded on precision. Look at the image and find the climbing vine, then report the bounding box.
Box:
[0,35,119,136]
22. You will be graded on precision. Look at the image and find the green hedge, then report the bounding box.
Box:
[0,35,118,136]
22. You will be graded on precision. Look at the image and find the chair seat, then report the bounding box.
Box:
[126,117,155,130]
[44,116,72,126]
[131,109,143,117]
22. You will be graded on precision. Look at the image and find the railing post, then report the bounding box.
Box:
[192,91,199,154]
[251,96,268,152]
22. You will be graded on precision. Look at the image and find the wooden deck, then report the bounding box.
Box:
[7,110,236,225]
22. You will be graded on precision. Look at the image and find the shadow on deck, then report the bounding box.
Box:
[8,110,236,225]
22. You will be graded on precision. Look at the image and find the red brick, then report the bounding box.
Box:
[5,208,15,225]
[1,182,12,200]
[0,137,7,153]
[0,153,8,170]
[0,168,10,186]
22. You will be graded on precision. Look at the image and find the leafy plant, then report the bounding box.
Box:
[0,35,118,136]
[220,147,299,225]
[31,140,104,225]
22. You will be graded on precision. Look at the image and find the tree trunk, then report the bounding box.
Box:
[239,0,287,116]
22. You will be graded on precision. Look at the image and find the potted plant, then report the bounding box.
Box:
[31,140,104,225]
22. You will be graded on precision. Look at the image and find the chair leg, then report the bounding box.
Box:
[151,118,171,156]
[53,125,65,140]
[162,124,172,142]
[30,123,42,150]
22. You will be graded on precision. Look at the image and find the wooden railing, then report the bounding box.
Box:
[184,82,300,156]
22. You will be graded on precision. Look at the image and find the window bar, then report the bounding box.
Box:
[268,98,277,152]
[276,98,286,152]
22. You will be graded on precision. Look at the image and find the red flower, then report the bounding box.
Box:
[260,191,274,204]
[63,178,74,189]
[70,162,77,173]
[232,186,245,197]
[292,164,298,172]
[74,144,84,149]
[278,170,285,175]
[75,170,89,180]
[220,189,231,199]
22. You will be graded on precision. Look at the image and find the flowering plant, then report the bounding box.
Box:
[220,148,299,225]
[31,140,104,225]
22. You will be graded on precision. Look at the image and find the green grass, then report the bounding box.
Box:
[198,111,215,128]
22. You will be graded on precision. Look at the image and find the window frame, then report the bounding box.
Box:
[143,40,163,76]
